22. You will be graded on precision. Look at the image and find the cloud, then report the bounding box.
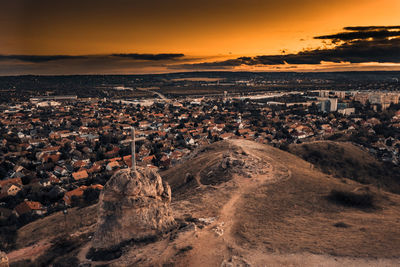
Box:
[1,26,400,74]
[171,26,400,70]
[344,26,400,31]
[0,55,87,63]
[0,53,193,75]
[111,53,185,61]
[315,30,400,41]
[0,53,186,64]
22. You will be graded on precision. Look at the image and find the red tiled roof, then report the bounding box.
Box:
[15,201,44,215]
[72,170,89,180]
[0,178,22,188]
[123,155,132,167]
[142,155,155,163]
[63,187,85,205]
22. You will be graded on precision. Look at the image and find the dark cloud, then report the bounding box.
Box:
[0,53,194,75]
[111,53,185,61]
[1,25,400,74]
[315,25,400,42]
[0,55,87,63]
[344,26,400,31]
[315,30,400,41]
[0,53,186,64]
[172,26,400,70]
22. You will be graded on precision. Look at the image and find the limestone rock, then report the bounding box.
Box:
[0,251,8,267]
[92,167,176,250]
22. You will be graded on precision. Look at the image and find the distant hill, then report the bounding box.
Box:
[6,140,400,266]
[288,141,400,194]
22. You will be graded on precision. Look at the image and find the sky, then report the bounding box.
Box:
[0,0,399,75]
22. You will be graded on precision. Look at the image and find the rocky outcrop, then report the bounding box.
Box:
[92,167,176,250]
[0,251,8,267]
[199,150,269,185]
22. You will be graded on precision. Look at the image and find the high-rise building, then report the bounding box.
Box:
[319,90,329,97]
[353,93,369,104]
[334,91,346,99]
[319,98,338,112]
[320,100,330,112]
[369,94,383,104]
[329,98,338,112]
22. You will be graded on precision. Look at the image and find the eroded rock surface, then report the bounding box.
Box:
[92,167,176,250]
[0,251,8,267]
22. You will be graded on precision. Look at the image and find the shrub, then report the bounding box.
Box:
[333,222,350,228]
[33,235,85,266]
[327,190,374,209]
[86,247,122,261]
[176,245,193,255]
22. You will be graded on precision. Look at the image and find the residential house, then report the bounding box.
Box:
[0,184,21,198]
[0,178,22,190]
[106,161,120,171]
[72,170,89,181]
[63,184,104,205]
[15,201,46,216]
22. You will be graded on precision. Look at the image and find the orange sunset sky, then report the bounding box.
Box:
[0,0,399,74]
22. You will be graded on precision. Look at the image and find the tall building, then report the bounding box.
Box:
[329,98,338,112]
[319,90,330,97]
[319,98,338,112]
[320,100,330,112]
[368,93,399,110]
[369,94,383,105]
[354,93,369,104]
[334,91,346,99]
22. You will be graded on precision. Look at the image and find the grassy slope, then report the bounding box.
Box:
[8,205,98,265]
[288,141,400,194]
[16,205,98,249]
[232,142,400,258]
[165,140,400,259]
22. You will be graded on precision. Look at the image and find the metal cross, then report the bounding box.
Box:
[131,127,136,171]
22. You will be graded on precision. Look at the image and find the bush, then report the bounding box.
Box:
[83,188,101,205]
[33,235,86,266]
[327,190,374,209]
[0,225,17,251]
[333,222,350,228]
[52,256,80,267]
[86,247,122,261]
[175,245,193,255]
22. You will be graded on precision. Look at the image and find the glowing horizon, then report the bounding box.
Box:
[0,0,399,75]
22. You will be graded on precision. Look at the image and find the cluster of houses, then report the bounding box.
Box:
[0,94,399,224]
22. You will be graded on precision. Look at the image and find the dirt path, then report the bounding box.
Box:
[7,240,52,264]
[184,141,283,266]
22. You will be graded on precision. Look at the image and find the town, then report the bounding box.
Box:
[0,84,400,250]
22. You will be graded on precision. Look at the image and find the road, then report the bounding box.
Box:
[135,87,169,101]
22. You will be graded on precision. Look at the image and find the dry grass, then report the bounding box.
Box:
[232,144,400,258]
[288,141,400,193]
[16,204,98,248]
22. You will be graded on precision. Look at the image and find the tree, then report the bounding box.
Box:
[84,188,101,205]
[70,195,83,207]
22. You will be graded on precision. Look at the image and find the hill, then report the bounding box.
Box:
[287,141,400,194]
[6,140,400,266]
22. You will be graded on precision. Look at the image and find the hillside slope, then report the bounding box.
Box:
[288,141,400,194]
[7,140,400,266]
[121,140,400,266]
